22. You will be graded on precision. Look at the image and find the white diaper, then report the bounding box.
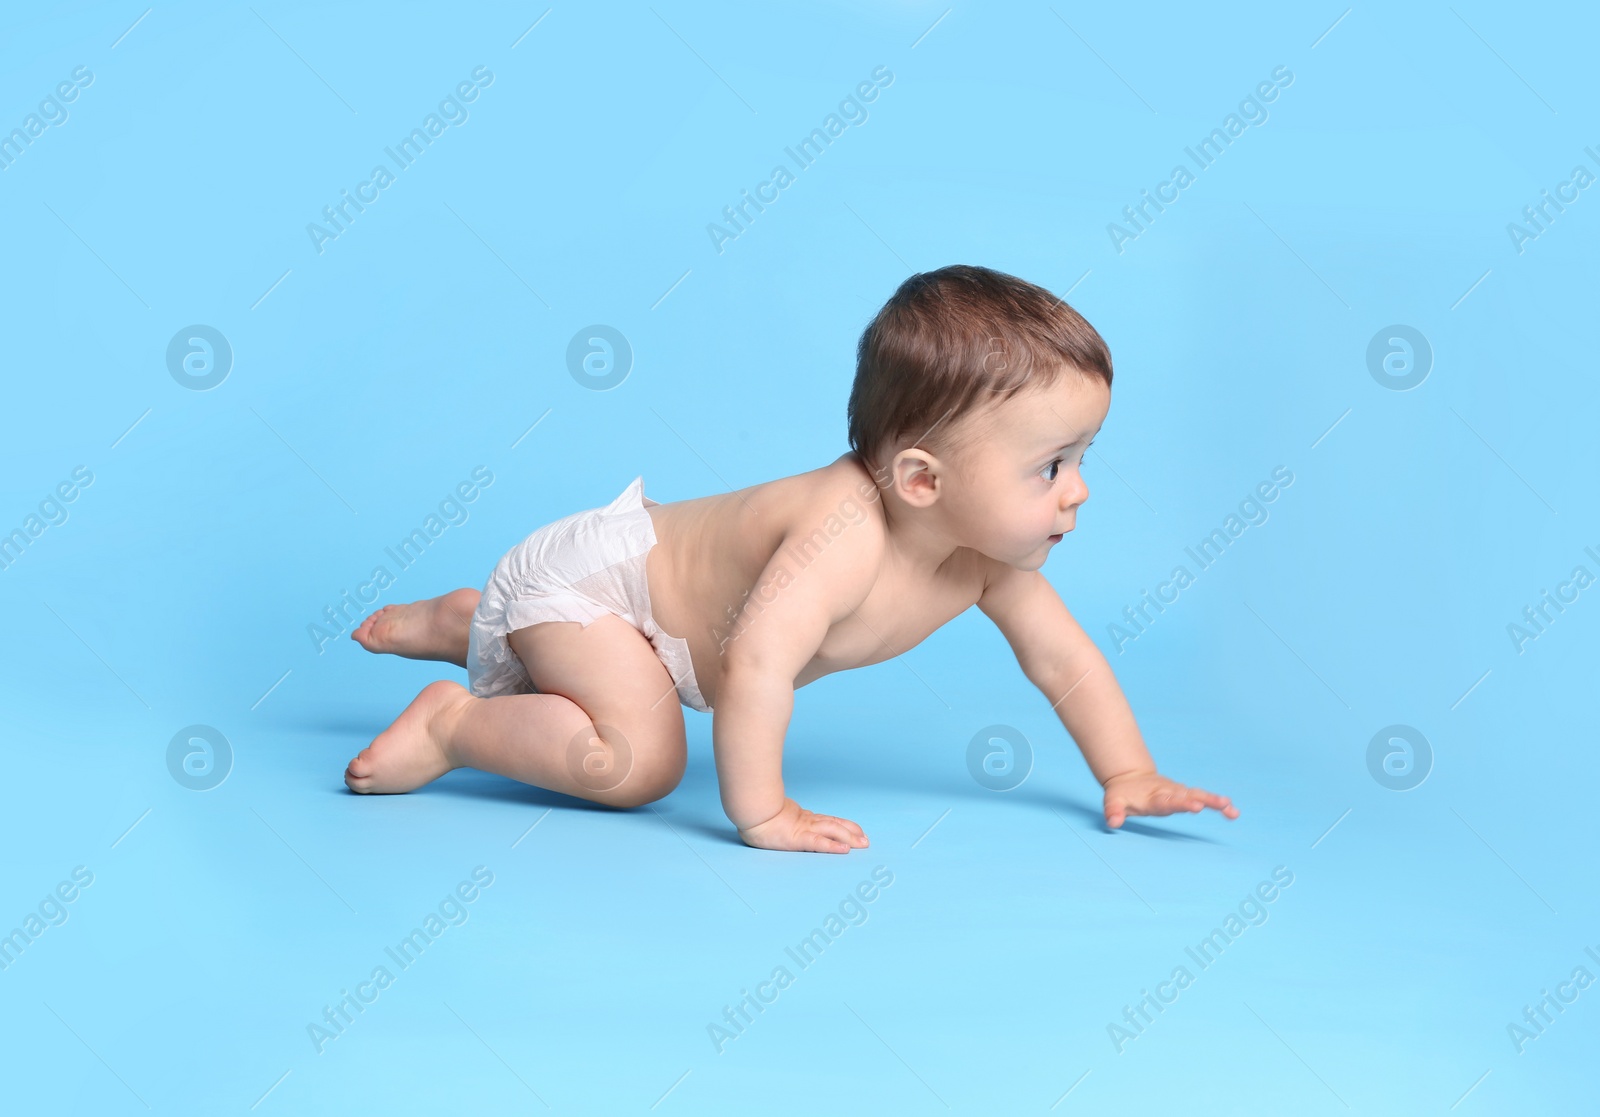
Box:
[465,476,711,713]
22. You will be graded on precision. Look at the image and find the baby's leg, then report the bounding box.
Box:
[351,588,479,667]
[345,615,688,808]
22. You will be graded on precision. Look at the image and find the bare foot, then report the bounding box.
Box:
[351,588,479,666]
[345,680,472,793]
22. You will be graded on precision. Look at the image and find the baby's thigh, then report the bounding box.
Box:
[507,615,687,792]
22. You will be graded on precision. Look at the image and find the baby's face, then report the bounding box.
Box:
[944,371,1111,570]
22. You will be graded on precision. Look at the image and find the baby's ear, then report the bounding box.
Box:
[889,449,943,507]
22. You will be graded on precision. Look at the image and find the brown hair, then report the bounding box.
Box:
[847,264,1113,477]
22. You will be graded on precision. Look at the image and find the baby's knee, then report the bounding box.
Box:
[596,766,682,809]
[598,742,686,807]
[575,717,685,808]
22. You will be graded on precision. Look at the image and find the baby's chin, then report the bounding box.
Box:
[971,531,1062,570]
[996,545,1052,571]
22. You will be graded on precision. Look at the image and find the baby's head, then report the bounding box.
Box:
[847,265,1113,569]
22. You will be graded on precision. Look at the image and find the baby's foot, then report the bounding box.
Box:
[351,588,479,665]
[345,680,471,793]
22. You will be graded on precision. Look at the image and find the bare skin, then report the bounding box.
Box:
[346,371,1240,851]
[350,587,478,667]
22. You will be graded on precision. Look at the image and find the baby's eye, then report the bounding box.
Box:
[1041,458,1063,482]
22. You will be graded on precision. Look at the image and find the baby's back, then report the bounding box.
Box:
[644,453,992,708]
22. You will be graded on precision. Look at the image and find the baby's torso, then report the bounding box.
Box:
[644,454,990,709]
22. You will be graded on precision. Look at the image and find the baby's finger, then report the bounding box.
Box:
[808,817,861,850]
[1105,795,1128,828]
[809,812,855,831]
[814,814,869,845]
[1188,787,1237,814]
[1162,787,1199,812]
[803,830,851,854]
[1163,789,1211,817]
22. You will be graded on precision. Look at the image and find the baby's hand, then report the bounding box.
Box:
[737,798,869,854]
[1103,771,1239,829]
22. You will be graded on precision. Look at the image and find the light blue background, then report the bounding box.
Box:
[2,1,1594,1113]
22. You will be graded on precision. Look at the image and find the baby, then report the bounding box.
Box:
[345,265,1239,852]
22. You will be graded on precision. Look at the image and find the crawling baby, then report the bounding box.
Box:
[346,264,1239,852]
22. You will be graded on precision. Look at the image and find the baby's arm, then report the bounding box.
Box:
[977,564,1239,827]
[713,510,879,853]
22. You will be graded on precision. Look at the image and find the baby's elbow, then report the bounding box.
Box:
[1024,652,1093,698]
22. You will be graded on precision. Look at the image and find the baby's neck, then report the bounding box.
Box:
[876,489,966,573]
